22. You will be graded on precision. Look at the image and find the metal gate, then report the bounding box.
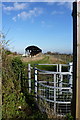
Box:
[28,63,73,119]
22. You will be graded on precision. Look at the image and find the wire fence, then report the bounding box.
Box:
[28,63,73,119]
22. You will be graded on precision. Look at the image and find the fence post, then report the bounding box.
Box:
[35,67,38,100]
[57,64,58,72]
[28,64,31,93]
[54,74,56,115]
[76,2,80,119]
[68,62,73,93]
[59,64,62,72]
[56,64,59,88]
[59,64,62,94]
[69,73,72,94]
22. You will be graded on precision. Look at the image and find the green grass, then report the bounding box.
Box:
[22,54,72,71]
[35,65,57,71]
[25,56,50,65]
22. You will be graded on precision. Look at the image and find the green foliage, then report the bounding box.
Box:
[2,52,49,120]
[2,91,29,119]
[5,49,12,55]
[2,55,28,119]
[65,114,74,120]
[11,57,23,74]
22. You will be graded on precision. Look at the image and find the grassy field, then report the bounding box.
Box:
[21,53,73,71]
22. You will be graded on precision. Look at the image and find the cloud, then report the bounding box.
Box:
[46,1,73,11]
[12,7,43,21]
[52,10,64,15]
[18,11,30,19]
[57,2,73,10]
[3,2,28,11]
[18,8,43,19]
[12,16,17,22]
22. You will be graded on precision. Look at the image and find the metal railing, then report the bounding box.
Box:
[28,63,73,116]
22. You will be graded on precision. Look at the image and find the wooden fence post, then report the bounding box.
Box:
[76,2,80,119]
[28,64,31,93]
[35,67,38,100]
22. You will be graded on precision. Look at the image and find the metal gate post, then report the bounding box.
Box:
[57,64,58,72]
[59,64,62,94]
[28,64,31,93]
[35,67,38,101]
[68,62,73,93]
[54,74,56,115]
[59,64,62,73]
[56,64,59,88]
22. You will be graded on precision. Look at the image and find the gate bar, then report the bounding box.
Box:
[28,64,31,93]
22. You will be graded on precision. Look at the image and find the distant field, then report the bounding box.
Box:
[20,54,72,71]
[21,54,73,65]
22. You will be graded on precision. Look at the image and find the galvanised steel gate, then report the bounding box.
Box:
[28,63,73,119]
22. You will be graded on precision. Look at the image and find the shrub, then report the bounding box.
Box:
[11,57,23,74]
[2,52,28,119]
[65,114,74,120]
[5,49,12,55]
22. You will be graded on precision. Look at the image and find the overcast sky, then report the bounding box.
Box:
[2,2,73,54]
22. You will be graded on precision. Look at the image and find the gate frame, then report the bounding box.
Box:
[28,63,73,116]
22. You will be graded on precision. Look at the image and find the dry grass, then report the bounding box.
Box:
[21,54,66,64]
[21,54,44,62]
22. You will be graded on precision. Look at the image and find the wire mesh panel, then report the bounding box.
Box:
[37,72,72,116]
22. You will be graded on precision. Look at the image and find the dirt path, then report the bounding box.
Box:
[21,54,65,64]
[21,55,45,62]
